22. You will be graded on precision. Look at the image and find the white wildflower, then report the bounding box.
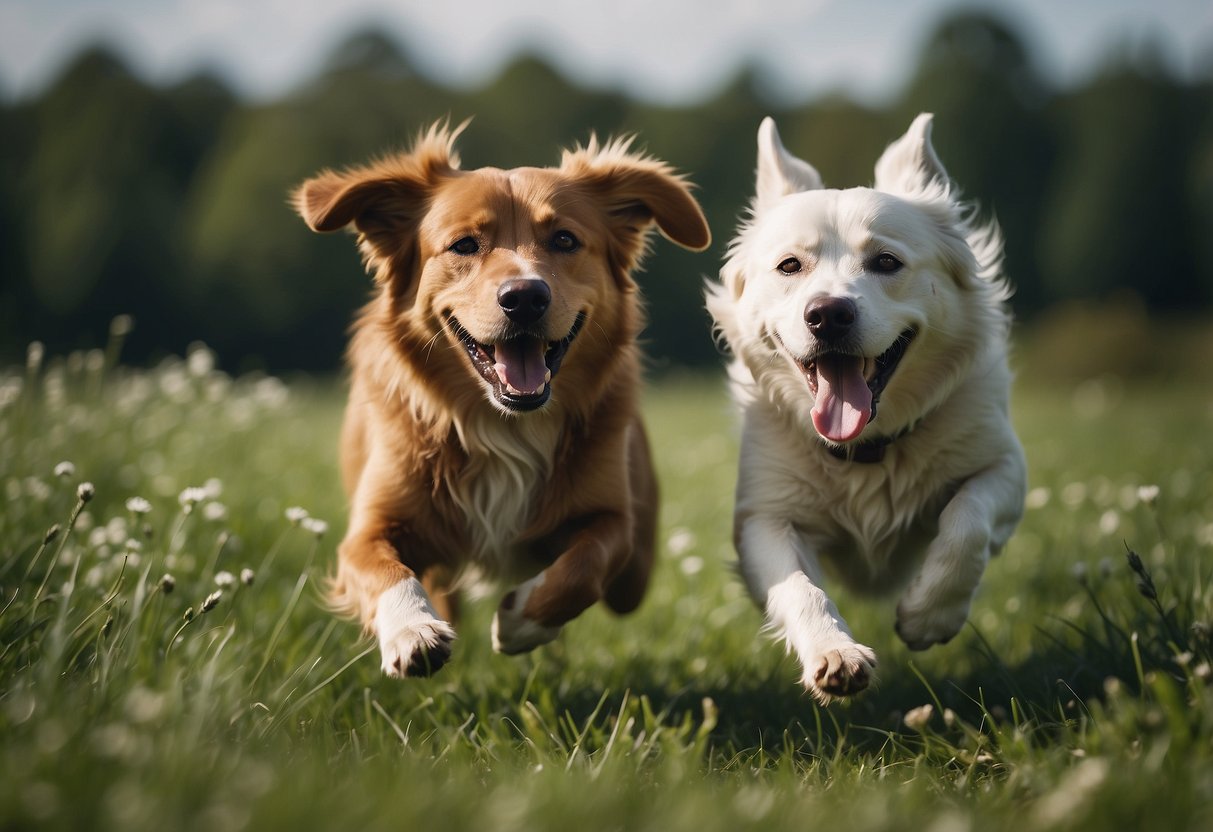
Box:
[1024,486,1051,510]
[284,506,309,525]
[187,344,215,377]
[301,517,328,537]
[1098,510,1120,536]
[240,568,255,587]
[202,502,228,522]
[203,478,223,499]
[125,496,152,515]
[76,482,95,503]
[54,461,76,479]
[213,571,236,589]
[903,704,935,731]
[1136,484,1160,505]
[680,556,704,576]
[178,487,208,514]
[666,527,697,556]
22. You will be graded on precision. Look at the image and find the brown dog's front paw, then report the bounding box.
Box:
[803,643,877,703]
[375,578,457,678]
[381,622,455,677]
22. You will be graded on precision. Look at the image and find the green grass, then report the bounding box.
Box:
[2,340,1212,831]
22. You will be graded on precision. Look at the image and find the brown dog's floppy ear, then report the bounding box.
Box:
[291,121,465,281]
[561,137,711,276]
[294,173,417,234]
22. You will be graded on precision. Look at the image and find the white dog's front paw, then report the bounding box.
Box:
[491,573,561,655]
[375,578,456,677]
[895,595,970,651]
[801,641,878,703]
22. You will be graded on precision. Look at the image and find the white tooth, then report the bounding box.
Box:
[544,369,552,382]
[535,382,546,394]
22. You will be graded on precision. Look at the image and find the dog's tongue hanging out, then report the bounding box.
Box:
[494,337,548,395]
[811,354,872,442]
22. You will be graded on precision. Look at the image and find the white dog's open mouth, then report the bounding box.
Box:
[797,328,916,443]
[448,313,585,412]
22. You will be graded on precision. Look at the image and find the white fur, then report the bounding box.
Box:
[375,577,456,677]
[491,571,562,654]
[447,410,561,571]
[707,114,1027,702]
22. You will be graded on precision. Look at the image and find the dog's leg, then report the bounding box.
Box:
[491,511,631,654]
[603,420,658,615]
[896,449,1026,650]
[336,456,456,677]
[738,513,876,702]
[335,529,456,678]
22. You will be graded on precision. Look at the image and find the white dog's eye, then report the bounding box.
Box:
[777,257,802,275]
[449,236,480,256]
[550,230,581,253]
[869,253,903,274]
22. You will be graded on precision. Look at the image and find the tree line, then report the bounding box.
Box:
[1,11,1209,371]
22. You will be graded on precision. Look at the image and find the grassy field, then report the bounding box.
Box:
[2,336,1212,831]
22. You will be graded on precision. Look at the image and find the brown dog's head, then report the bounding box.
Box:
[294,123,710,413]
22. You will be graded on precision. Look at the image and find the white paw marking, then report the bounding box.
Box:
[491,572,561,655]
[765,572,877,702]
[375,578,456,677]
[801,641,877,703]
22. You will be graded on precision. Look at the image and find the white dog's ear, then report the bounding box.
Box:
[755,117,823,212]
[873,113,950,199]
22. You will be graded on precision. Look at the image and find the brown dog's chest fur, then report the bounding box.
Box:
[342,312,643,585]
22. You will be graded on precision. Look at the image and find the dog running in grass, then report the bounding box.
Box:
[293,123,710,677]
[706,114,1026,703]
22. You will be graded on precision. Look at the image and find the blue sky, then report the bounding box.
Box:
[1,0,1209,103]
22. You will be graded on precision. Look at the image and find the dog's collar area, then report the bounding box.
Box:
[822,418,920,464]
[448,313,586,412]
[824,435,896,464]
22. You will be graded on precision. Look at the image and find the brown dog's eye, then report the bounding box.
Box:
[870,253,903,273]
[777,257,802,275]
[449,236,479,255]
[550,230,580,253]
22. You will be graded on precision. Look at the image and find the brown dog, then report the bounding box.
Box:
[293,123,710,677]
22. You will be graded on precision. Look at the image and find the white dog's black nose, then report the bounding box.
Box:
[805,297,857,343]
[498,279,551,325]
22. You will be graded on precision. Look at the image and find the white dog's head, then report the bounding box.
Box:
[708,114,1010,447]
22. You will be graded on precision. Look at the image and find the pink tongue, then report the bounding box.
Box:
[811,354,872,442]
[494,338,548,394]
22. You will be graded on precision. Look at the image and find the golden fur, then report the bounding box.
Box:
[294,123,710,676]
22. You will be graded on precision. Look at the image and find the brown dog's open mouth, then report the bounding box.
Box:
[448,313,586,412]
[795,328,916,443]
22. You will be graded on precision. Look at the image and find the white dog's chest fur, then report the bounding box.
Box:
[734,352,1012,595]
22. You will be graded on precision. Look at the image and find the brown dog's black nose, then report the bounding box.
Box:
[805,297,857,343]
[497,279,551,325]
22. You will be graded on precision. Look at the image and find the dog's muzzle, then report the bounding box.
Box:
[448,312,586,412]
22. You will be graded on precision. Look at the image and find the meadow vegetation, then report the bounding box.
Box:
[1,328,1211,830]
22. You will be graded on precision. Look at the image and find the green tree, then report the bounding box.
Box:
[894,11,1056,312]
[1041,54,1213,308]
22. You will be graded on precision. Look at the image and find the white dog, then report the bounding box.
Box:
[706,114,1027,703]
